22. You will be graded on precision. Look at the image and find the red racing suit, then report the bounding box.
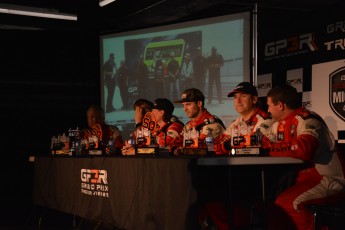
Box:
[183,109,225,141]
[216,107,272,154]
[262,107,345,230]
[81,123,124,150]
[154,118,184,151]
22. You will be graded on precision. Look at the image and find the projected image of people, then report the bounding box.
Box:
[180,53,193,89]
[167,52,180,100]
[207,46,224,105]
[103,53,117,113]
[193,47,207,92]
[136,55,149,98]
[118,60,129,110]
[101,12,251,131]
[154,51,166,98]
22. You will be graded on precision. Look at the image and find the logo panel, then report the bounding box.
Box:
[329,67,345,121]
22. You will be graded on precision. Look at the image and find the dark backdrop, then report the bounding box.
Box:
[0,29,100,224]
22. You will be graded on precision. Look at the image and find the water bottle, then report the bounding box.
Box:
[89,136,95,150]
[128,134,135,147]
[51,136,58,154]
[61,133,69,150]
[75,138,81,155]
[191,127,199,148]
[70,141,76,156]
[205,129,214,152]
[107,137,115,155]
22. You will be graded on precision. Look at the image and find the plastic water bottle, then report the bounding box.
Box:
[75,138,81,155]
[107,137,115,155]
[191,127,199,148]
[205,129,214,152]
[128,134,135,147]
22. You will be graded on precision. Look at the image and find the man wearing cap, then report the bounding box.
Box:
[151,98,184,152]
[180,53,194,89]
[174,88,225,155]
[199,82,272,229]
[212,82,271,154]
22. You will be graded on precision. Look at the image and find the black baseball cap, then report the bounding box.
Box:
[152,98,174,115]
[174,88,205,103]
[227,82,258,97]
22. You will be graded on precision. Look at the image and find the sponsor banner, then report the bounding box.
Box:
[257,73,272,97]
[329,66,345,122]
[259,17,345,65]
[287,68,303,92]
[302,91,312,108]
[311,59,345,140]
[263,33,318,61]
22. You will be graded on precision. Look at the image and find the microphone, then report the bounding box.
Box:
[206,117,215,125]
[195,118,215,131]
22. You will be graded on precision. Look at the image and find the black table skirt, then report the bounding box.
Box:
[33,156,199,230]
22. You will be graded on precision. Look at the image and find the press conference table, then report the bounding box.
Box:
[198,156,305,228]
[198,156,304,198]
[198,156,304,166]
[33,155,199,230]
[33,155,304,229]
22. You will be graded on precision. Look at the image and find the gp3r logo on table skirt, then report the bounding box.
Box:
[80,169,109,197]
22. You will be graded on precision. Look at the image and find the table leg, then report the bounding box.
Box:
[261,167,266,203]
[228,167,234,228]
[261,166,268,228]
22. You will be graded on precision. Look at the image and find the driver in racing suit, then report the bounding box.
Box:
[262,84,345,230]
[173,88,225,155]
[199,82,272,229]
[215,82,272,155]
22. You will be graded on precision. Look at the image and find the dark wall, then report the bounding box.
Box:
[0,29,100,223]
[1,30,100,154]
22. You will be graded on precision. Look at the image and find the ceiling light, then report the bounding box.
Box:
[99,0,116,7]
[0,4,77,21]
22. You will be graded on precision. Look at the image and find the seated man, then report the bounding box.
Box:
[262,84,345,230]
[123,98,183,155]
[173,88,225,155]
[122,99,153,155]
[198,83,272,229]
[151,98,184,152]
[82,105,124,153]
[215,82,272,154]
[133,98,154,131]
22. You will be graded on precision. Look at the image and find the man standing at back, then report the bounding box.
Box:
[207,46,224,104]
[167,53,180,100]
[103,53,117,112]
[193,47,207,92]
